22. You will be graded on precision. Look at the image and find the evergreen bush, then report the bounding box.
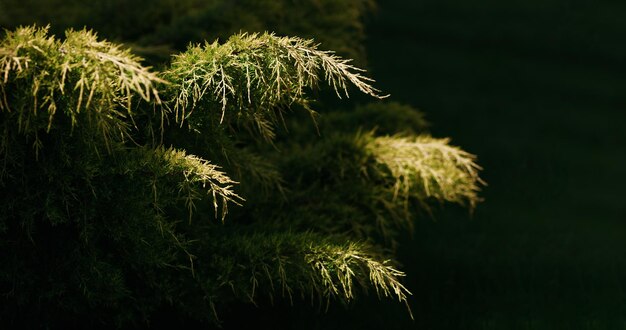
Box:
[0,25,483,328]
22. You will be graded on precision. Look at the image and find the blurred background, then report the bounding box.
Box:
[1,0,625,328]
[364,1,626,328]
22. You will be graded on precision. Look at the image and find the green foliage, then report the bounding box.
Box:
[256,126,482,245]
[367,134,483,211]
[0,25,483,328]
[0,26,162,157]
[164,32,383,141]
[197,230,410,311]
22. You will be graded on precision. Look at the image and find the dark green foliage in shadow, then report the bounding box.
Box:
[0,0,376,65]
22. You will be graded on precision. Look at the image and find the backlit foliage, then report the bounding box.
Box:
[164,32,383,140]
[368,135,483,211]
[0,26,483,328]
[0,26,161,147]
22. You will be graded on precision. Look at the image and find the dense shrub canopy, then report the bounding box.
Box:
[0,23,482,329]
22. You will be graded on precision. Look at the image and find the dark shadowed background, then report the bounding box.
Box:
[361,0,626,328]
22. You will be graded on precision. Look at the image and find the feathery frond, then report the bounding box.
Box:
[367,134,484,212]
[0,26,163,153]
[163,32,385,140]
[306,241,410,304]
[201,230,410,312]
[120,146,243,222]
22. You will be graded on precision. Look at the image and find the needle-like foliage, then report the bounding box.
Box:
[164,32,384,141]
[118,146,243,223]
[0,26,162,155]
[368,134,484,211]
[199,230,410,310]
[253,128,484,245]
[0,25,483,328]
